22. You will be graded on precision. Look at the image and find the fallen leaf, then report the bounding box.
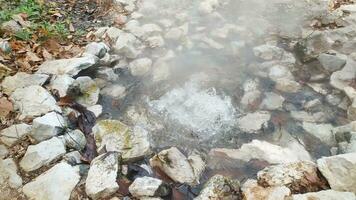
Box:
[42,49,53,60]
[0,97,13,118]
[26,51,42,62]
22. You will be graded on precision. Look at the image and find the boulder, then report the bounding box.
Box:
[302,122,336,146]
[129,177,170,197]
[1,72,49,94]
[0,123,31,146]
[237,111,271,133]
[74,76,100,107]
[36,56,98,77]
[20,137,66,172]
[129,58,153,76]
[242,179,290,200]
[30,112,66,142]
[288,190,356,200]
[317,153,356,193]
[23,162,80,200]
[0,158,23,199]
[195,175,241,200]
[48,75,75,97]
[150,147,205,185]
[209,140,311,165]
[93,120,151,162]
[318,53,346,72]
[257,161,329,193]
[10,85,61,120]
[85,152,120,200]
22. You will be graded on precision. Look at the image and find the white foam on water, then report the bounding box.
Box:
[149,78,236,137]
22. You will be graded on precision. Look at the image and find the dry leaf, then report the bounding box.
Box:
[42,49,53,61]
[0,97,13,118]
[26,51,42,62]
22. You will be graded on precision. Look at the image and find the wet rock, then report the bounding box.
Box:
[114,32,143,59]
[0,158,23,199]
[237,111,271,133]
[104,27,123,41]
[97,68,119,82]
[257,161,329,193]
[318,52,346,72]
[63,151,82,164]
[330,58,356,92]
[129,58,153,76]
[291,111,327,123]
[298,31,332,62]
[302,122,336,146]
[129,176,170,197]
[85,152,120,200]
[0,145,8,158]
[260,92,285,110]
[100,84,126,99]
[253,45,284,61]
[36,56,98,77]
[150,147,205,185]
[317,153,356,193]
[84,42,109,58]
[74,76,100,107]
[63,129,87,151]
[31,112,66,142]
[20,137,66,172]
[93,120,151,161]
[288,190,356,200]
[241,91,261,109]
[268,65,300,93]
[23,162,80,200]
[195,175,241,200]
[242,179,290,200]
[1,72,49,94]
[88,105,103,118]
[0,123,31,146]
[48,75,75,97]
[1,20,22,33]
[209,140,311,165]
[10,85,61,120]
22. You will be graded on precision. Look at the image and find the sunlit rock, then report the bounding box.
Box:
[0,123,31,146]
[242,179,290,200]
[195,175,241,200]
[1,72,49,95]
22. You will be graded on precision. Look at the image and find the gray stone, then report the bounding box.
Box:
[84,42,109,58]
[10,85,61,120]
[129,177,170,197]
[74,76,100,107]
[114,32,143,59]
[23,162,80,200]
[268,65,300,93]
[195,175,241,200]
[0,39,11,53]
[260,92,285,110]
[1,72,49,94]
[0,145,8,159]
[31,112,66,142]
[20,137,66,172]
[36,56,98,77]
[129,58,152,76]
[291,111,327,123]
[237,111,271,133]
[253,45,284,61]
[1,20,22,33]
[48,75,75,97]
[85,152,120,200]
[100,84,126,99]
[88,105,103,118]
[288,190,356,200]
[318,53,346,72]
[105,27,123,41]
[302,122,336,146]
[0,123,31,146]
[330,58,356,92]
[317,153,356,193]
[97,68,119,82]
[242,179,290,200]
[63,129,87,151]
[0,158,23,199]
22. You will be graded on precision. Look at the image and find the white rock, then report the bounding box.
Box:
[257,161,328,193]
[302,122,336,146]
[84,42,109,58]
[75,76,100,107]
[20,137,66,172]
[291,111,327,123]
[209,140,311,164]
[63,129,87,151]
[0,145,8,158]
[269,65,300,93]
[93,120,151,161]
[85,152,120,200]
[129,58,152,76]
[129,177,169,197]
[330,58,356,92]
[237,111,271,133]
[318,53,346,72]
[289,190,356,200]
[104,27,123,41]
[242,179,290,200]
[88,105,103,118]
[31,112,66,142]
[317,153,356,193]
[260,92,285,110]
[48,75,75,97]
[36,56,98,77]
[1,72,49,94]
[114,32,143,59]
[146,35,165,48]
[100,84,126,99]
[150,147,205,185]
[195,175,241,200]
[0,123,31,146]
[10,85,61,120]
[23,162,80,200]
[0,158,23,199]
[94,27,109,38]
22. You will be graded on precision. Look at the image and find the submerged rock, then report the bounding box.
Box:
[36,56,98,77]
[20,137,66,172]
[1,72,49,95]
[195,175,241,200]
[0,158,23,199]
[257,161,329,193]
[100,84,126,99]
[0,123,31,146]
[31,112,66,142]
[85,152,120,200]
[242,179,290,200]
[10,85,61,120]
[23,162,80,200]
[288,190,356,200]
[93,120,151,161]
[129,57,153,76]
[129,176,170,197]
[317,153,356,193]
[260,92,285,110]
[150,147,205,186]
[237,111,271,133]
[302,122,336,146]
